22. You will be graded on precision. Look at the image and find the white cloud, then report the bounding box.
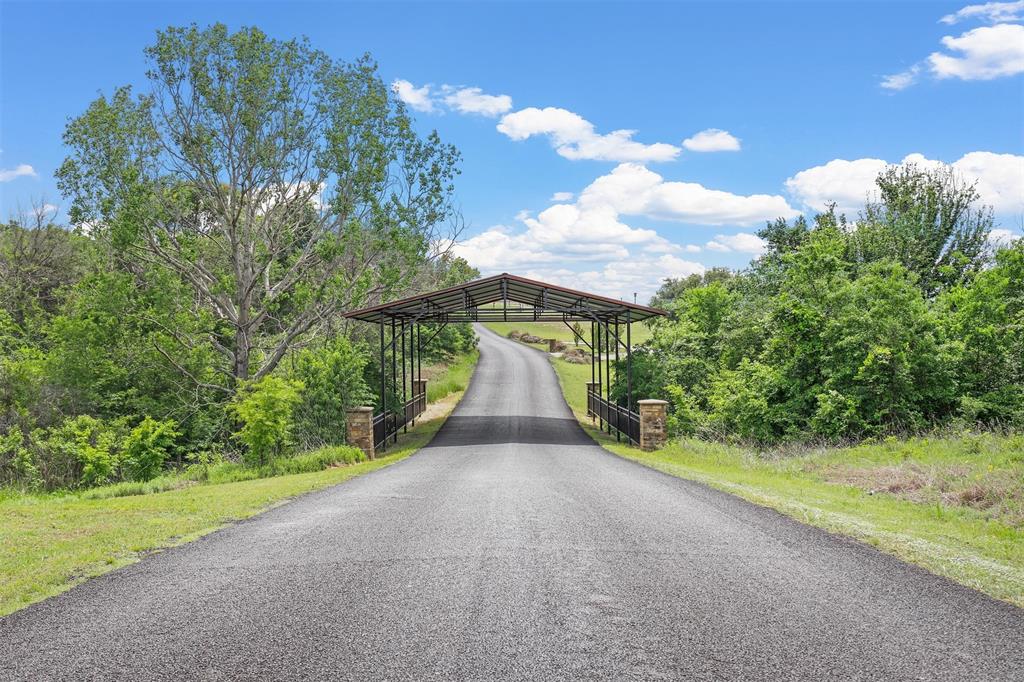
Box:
[550,191,574,202]
[682,128,741,152]
[928,23,1024,80]
[497,107,681,162]
[940,1,1024,24]
[786,152,1024,217]
[912,151,1024,213]
[704,232,767,254]
[786,157,889,216]
[0,164,37,182]
[881,64,924,90]
[988,227,1022,248]
[391,79,435,113]
[510,255,706,303]
[442,86,512,117]
[453,164,801,303]
[883,18,1024,88]
[34,203,58,219]
[581,163,798,226]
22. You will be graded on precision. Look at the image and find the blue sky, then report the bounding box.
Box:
[2,1,1022,301]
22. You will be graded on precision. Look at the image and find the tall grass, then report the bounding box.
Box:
[78,445,366,500]
[427,350,478,403]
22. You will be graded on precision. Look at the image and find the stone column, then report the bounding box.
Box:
[586,382,600,418]
[346,406,375,460]
[547,338,559,352]
[638,399,669,451]
[411,380,427,418]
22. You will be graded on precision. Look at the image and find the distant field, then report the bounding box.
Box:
[483,319,653,347]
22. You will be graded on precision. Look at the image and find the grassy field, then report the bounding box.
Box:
[484,319,653,348]
[498,329,1024,608]
[0,354,476,617]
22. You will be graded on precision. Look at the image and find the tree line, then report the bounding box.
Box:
[0,24,475,491]
[622,164,1022,445]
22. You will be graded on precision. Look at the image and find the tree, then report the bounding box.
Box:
[851,164,992,297]
[939,241,1024,424]
[0,207,88,339]
[228,376,304,465]
[58,24,461,391]
[650,268,732,310]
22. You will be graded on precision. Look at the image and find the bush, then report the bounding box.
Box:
[186,444,365,485]
[709,360,791,444]
[35,415,129,488]
[0,426,40,489]
[122,417,179,482]
[291,337,373,449]
[228,376,304,466]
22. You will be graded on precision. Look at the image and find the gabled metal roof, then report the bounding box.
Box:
[344,272,667,324]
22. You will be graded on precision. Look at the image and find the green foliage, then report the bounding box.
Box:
[708,360,790,443]
[0,25,479,492]
[939,241,1024,423]
[57,23,461,386]
[34,416,129,489]
[122,417,180,482]
[291,337,373,449]
[415,322,477,364]
[642,165,1017,445]
[228,377,304,466]
[851,164,992,297]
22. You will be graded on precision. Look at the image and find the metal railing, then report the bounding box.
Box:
[373,390,427,451]
[587,384,640,445]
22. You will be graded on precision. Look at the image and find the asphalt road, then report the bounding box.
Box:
[2,325,1023,680]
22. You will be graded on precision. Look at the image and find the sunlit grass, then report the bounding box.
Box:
[539,346,1024,607]
[426,350,479,403]
[0,353,477,616]
[484,319,653,346]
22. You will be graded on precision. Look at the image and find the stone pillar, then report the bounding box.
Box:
[411,380,427,418]
[586,382,600,418]
[638,399,669,451]
[346,406,375,460]
[547,338,558,352]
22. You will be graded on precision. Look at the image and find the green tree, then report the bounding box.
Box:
[851,164,992,296]
[58,24,461,391]
[820,261,953,435]
[228,376,304,466]
[650,268,732,310]
[122,417,180,481]
[940,241,1024,424]
[291,337,373,449]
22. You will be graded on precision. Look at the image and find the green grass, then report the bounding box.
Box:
[76,445,368,501]
[426,349,479,402]
[540,348,1024,607]
[0,353,477,617]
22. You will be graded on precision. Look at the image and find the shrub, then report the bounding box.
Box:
[0,426,40,489]
[122,417,180,481]
[708,360,791,444]
[37,415,129,488]
[291,337,373,449]
[228,376,304,466]
[665,385,705,438]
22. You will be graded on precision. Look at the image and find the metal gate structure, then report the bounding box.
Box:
[344,273,667,449]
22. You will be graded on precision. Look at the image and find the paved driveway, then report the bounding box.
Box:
[1,325,1022,680]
